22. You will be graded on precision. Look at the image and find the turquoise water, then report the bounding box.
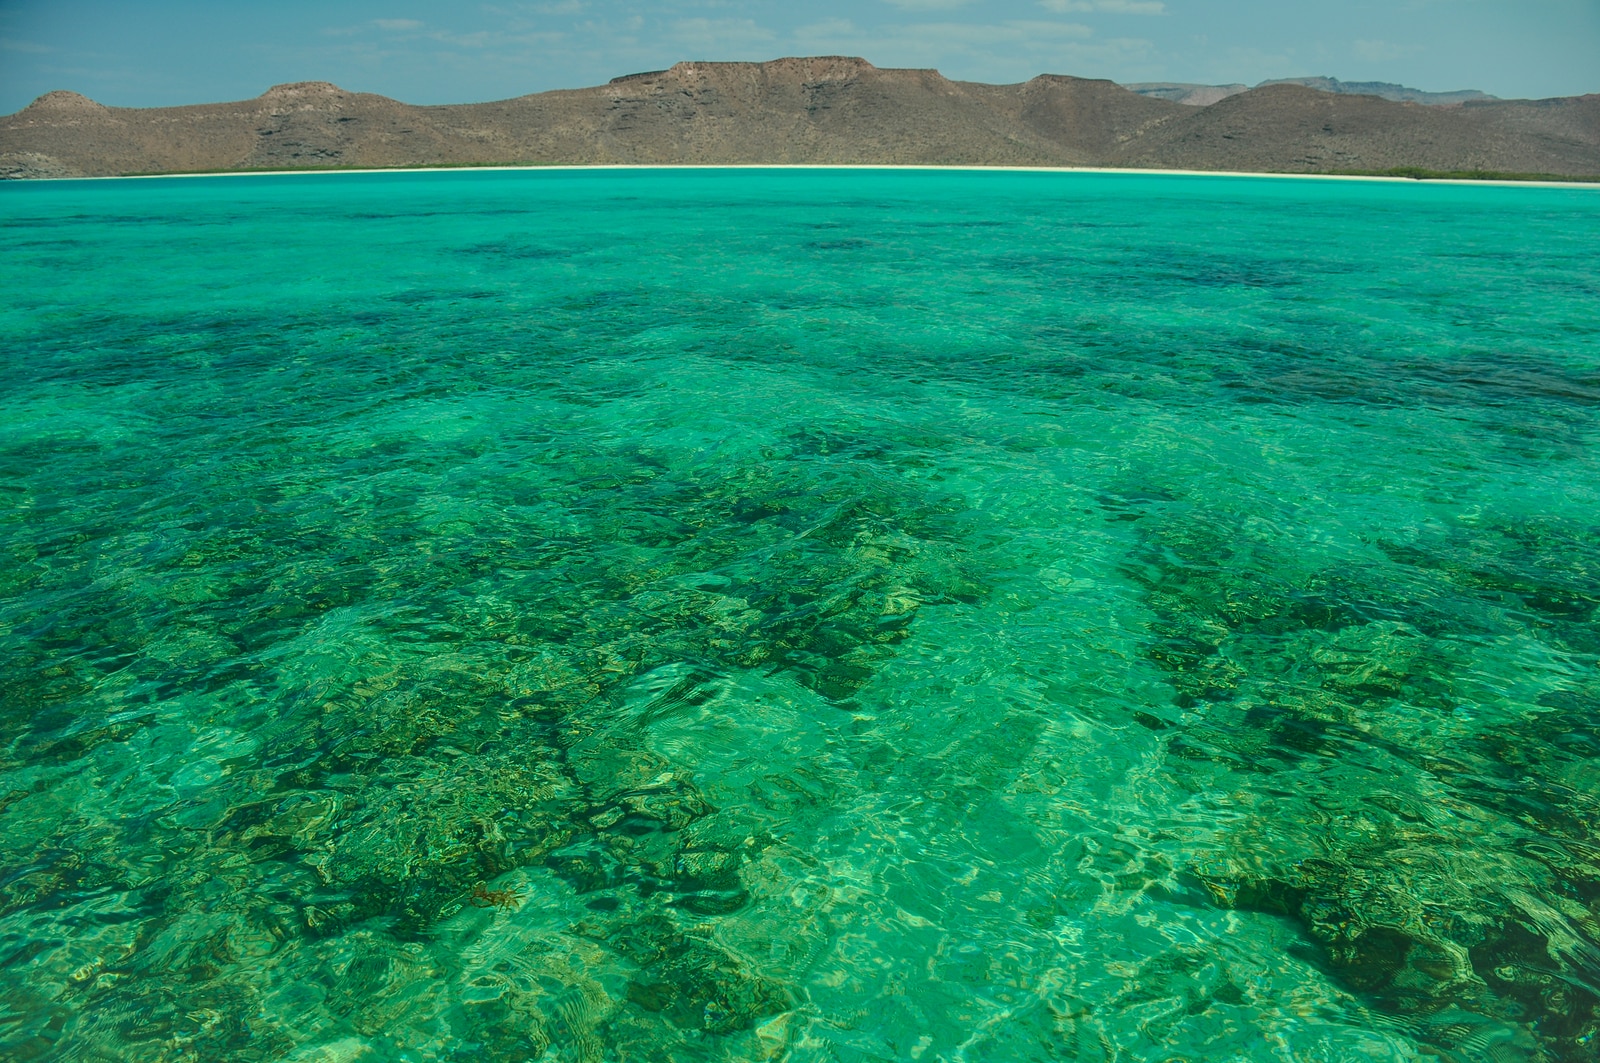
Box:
[1,168,1598,1062]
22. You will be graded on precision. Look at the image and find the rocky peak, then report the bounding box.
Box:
[259,82,348,103]
[1029,74,1118,89]
[757,56,879,81]
[652,57,884,86]
[24,90,106,113]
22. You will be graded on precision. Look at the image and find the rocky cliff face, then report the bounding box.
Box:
[3,57,1597,179]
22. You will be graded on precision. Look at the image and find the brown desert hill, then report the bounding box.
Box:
[2,56,1597,179]
[1114,82,1600,175]
[0,81,462,178]
[433,58,1111,167]
[1130,77,1498,108]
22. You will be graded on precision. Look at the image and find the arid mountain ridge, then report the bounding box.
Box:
[1126,76,1497,108]
[2,56,1597,180]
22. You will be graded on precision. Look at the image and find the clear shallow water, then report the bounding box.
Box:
[1,168,1598,1062]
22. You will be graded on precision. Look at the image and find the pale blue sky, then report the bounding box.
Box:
[2,1,1596,113]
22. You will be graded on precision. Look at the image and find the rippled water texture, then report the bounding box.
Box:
[2,169,1599,1062]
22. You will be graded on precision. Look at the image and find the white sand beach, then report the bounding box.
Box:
[78,164,1600,189]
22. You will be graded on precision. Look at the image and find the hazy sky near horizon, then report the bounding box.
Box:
[1,1,1595,113]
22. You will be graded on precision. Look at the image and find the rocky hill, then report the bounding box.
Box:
[2,57,1596,179]
[1259,77,1496,106]
[1127,76,1496,108]
[1123,82,1250,107]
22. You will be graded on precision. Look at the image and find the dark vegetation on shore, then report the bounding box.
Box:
[1337,167,1600,183]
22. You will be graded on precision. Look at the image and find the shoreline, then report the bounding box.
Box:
[13,163,1600,190]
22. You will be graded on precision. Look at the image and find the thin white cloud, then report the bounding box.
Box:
[800,19,1095,47]
[1005,20,1096,40]
[791,16,1136,82]
[316,17,565,59]
[1038,0,1166,13]
[427,28,566,49]
[482,1,582,11]
[917,20,1093,46]
[1354,39,1420,62]
[669,18,779,49]
[432,30,496,48]
[573,15,645,44]
[1,38,52,54]
[797,18,859,38]
[882,0,977,10]
[1196,44,1300,84]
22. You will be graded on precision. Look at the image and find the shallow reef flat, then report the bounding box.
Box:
[1,169,1598,1061]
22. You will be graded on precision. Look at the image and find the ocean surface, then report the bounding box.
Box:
[2,168,1598,1062]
